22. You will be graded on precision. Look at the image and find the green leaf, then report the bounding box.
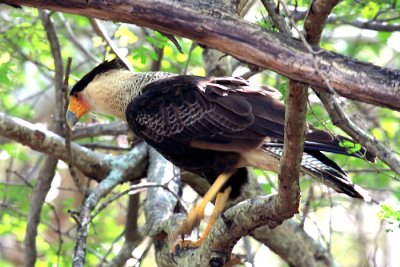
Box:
[338,140,362,154]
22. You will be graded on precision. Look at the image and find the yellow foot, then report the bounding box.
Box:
[170,186,233,256]
[169,207,203,244]
[169,172,233,256]
[169,213,203,255]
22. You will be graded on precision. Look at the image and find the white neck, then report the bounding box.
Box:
[82,70,175,120]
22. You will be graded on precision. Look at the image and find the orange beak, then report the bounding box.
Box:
[66,94,89,128]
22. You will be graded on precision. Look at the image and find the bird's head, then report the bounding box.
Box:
[66,59,130,128]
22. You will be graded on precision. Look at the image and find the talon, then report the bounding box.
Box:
[170,238,204,256]
[172,243,181,257]
[169,174,233,256]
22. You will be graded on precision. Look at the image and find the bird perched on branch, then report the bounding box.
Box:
[67,58,375,253]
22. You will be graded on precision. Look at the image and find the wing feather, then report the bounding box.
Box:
[126,76,266,153]
[126,75,375,161]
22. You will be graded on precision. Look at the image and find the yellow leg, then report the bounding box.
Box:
[170,172,232,254]
[177,186,232,249]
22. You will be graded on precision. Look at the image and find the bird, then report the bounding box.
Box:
[66,58,375,253]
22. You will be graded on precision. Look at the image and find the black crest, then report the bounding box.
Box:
[70,58,129,96]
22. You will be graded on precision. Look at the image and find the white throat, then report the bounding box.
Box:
[82,70,175,121]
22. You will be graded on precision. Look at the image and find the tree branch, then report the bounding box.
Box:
[24,10,65,267]
[181,171,338,267]
[72,122,128,140]
[72,142,147,267]
[318,91,400,174]
[144,148,181,238]
[261,0,306,219]
[277,80,307,216]
[2,0,399,110]
[303,0,339,45]
[0,113,110,180]
[299,0,400,175]
[105,180,143,267]
[253,220,338,267]
[24,158,58,267]
[290,6,400,32]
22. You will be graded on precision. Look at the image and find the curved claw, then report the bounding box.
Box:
[170,239,201,256]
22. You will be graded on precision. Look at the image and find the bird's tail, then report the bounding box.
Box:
[262,144,373,202]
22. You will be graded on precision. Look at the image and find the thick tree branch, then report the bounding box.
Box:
[0,113,110,180]
[303,0,339,45]
[253,221,338,267]
[261,0,306,219]
[180,172,337,267]
[144,148,181,238]
[2,0,400,110]
[143,149,183,267]
[278,80,307,216]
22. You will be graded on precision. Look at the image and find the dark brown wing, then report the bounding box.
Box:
[126,76,283,153]
[126,75,375,162]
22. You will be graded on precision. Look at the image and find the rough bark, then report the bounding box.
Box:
[24,10,65,267]
[0,113,150,181]
[2,0,399,110]
[278,80,307,217]
[181,172,338,267]
[73,142,148,267]
[0,113,109,179]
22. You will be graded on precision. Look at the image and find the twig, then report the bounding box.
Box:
[24,157,58,267]
[318,91,400,175]
[72,142,147,267]
[134,240,152,267]
[46,202,64,266]
[63,57,85,193]
[182,42,196,75]
[72,122,128,139]
[5,169,34,188]
[97,230,125,266]
[92,181,182,220]
[300,186,314,228]
[345,168,394,173]
[260,0,291,33]
[81,143,131,151]
[89,18,134,72]
[103,180,142,267]
[58,13,99,63]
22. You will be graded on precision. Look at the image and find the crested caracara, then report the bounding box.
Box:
[67,59,375,252]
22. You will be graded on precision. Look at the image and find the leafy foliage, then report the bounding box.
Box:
[379,204,400,232]
[0,2,399,267]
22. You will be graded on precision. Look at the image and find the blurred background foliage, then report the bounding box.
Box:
[0,0,399,266]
